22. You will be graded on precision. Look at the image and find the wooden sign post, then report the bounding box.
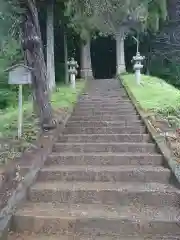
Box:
[6,63,32,139]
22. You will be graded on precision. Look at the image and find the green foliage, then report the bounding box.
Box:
[147,0,167,32]
[51,81,85,108]
[149,56,180,88]
[55,62,66,82]
[0,81,85,165]
[0,0,22,45]
[65,0,97,41]
[66,0,168,39]
[0,81,85,138]
[0,38,23,109]
[0,0,25,109]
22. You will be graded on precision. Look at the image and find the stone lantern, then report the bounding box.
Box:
[67,57,79,89]
[131,52,145,85]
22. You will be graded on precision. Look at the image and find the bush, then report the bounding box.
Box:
[0,89,17,109]
[0,39,23,109]
[150,56,180,88]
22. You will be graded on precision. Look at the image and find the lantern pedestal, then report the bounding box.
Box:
[134,63,143,85]
[69,70,76,89]
[131,52,145,85]
[67,58,78,89]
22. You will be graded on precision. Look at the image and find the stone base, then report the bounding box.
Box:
[80,69,94,80]
[116,65,126,75]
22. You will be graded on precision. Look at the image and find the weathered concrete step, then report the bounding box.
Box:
[78,97,130,100]
[69,115,140,121]
[81,92,125,94]
[74,105,135,111]
[63,126,146,134]
[80,93,127,97]
[8,233,180,240]
[65,121,143,128]
[76,103,134,107]
[53,142,156,153]
[77,99,133,103]
[28,181,179,207]
[80,92,124,94]
[72,110,137,115]
[46,152,163,166]
[59,133,151,143]
[78,98,130,101]
[78,101,131,105]
[37,165,170,183]
[67,120,143,124]
[12,202,180,235]
[85,91,126,94]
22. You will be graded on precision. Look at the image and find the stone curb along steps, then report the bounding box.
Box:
[121,77,180,185]
[0,83,86,240]
[8,79,180,239]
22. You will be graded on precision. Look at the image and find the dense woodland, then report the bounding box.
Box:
[0,0,179,129]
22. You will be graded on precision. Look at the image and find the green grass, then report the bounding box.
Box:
[122,74,180,115]
[0,81,85,138]
[51,82,84,109]
[0,81,85,165]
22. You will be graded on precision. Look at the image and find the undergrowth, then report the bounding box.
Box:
[0,81,85,165]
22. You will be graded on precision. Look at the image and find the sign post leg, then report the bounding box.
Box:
[18,84,23,139]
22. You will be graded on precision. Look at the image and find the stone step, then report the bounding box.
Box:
[67,119,143,124]
[76,103,134,107]
[12,202,180,235]
[28,181,179,207]
[59,133,151,143]
[80,94,127,97]
[8,233,180,240]
[74,105,135,111]
[78,98,131,101]
[46,152,163,166]
[72,110,137,115]
[53,142,156,153]
[81,91,126,94]
[69,115,140,121]
[37,165,170,183]
[84,92,126,95]
[63,126,146,134]
[78,101,131,105]
[65,121,143,128]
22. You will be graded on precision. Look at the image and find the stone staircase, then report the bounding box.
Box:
[8,79,180,239]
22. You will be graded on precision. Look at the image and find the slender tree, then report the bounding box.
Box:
[65,0,96,79]
[63,29,69,84]
[21,0,56,129]
[46,0,56,91]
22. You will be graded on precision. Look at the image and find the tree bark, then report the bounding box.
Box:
[21,0,55,130]
[64,31,69,84]
[46,0,56,91]
[80,37,93,80]
[115,29,126,74]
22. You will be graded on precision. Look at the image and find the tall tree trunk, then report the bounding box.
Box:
[46,0,55,91]
[64,31,69,84]
[80,37,93,80]
[115,29,126,74]
[21,0,55,130]
[80,42,86,78]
